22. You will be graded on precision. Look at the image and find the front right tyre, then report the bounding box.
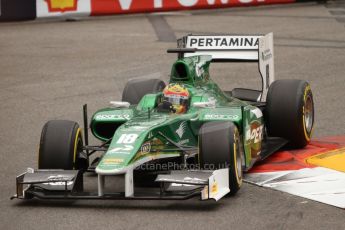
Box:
[38,120,88,170]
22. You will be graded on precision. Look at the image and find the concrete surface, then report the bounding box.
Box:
[0,1,345,230]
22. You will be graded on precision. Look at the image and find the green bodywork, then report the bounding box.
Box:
[91,55,264,175]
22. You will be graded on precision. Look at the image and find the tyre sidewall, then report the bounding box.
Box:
[199,122,242,195]
[266,80,314,148]
[39,120,82,170]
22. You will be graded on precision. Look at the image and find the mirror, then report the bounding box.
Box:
[110,101,130,108]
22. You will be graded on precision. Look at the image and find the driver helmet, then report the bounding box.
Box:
[162,83,190,114]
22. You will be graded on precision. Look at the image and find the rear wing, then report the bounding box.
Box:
[174,33,275,102]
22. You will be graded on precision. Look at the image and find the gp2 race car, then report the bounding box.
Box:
[12,33,314,202]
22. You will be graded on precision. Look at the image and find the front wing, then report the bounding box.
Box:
[11,168,230,201]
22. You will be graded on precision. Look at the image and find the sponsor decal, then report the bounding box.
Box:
[45,0,78,13]
[44,175,74,186]
[204,114,239,120]
[91,0,295,16]
[211,182,218,195]
[171,183,195,187]
[130,126,147,131]
[188,36,259,49]
[108,145,134,154]
[176,121,187,139]
[140,142,151,154]
[246,121,263,157]
[183,177,204,182]
[103,158,124,164]
[95,114,130,121]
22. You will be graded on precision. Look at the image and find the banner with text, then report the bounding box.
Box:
[34,0,295,18]
[91,0,295,16]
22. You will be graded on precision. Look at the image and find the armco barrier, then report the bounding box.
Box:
[1,0,318,21]
[0,0,36,21]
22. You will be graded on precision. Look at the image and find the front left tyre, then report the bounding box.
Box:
[38,120,88,170]
[199,121,243,195]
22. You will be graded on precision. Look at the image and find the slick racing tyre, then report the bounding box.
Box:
[122,78,166,104]
[199,121,243,196]
[38,120,88,170]
[266,80,314,148]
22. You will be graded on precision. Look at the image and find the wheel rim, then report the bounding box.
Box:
[77,136,83,156]
[73,129,84,169]
[235,134,243,182]
[304,94,314,134]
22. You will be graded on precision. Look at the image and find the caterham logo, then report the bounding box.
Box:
[141,142,151,154]
[176,121,187,139]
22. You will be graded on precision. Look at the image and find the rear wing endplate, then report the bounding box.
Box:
[175,33,275,102]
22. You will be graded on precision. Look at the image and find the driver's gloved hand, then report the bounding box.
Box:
[157,101,175,113]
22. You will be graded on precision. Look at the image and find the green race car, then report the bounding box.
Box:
[12,33,314,202]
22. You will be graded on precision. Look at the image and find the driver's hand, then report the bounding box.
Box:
[157,101,175,113]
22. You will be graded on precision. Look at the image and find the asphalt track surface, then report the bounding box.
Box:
[1,1,345,230]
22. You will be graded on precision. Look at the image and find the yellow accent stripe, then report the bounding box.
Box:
[73,128,81,170]
[302,86,312,141]
[233,142,240,185]
[302,107,310,141]
[306,147,345,173]
[233,129,242,186]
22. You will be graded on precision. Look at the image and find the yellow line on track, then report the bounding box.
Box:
[306,147,345,173]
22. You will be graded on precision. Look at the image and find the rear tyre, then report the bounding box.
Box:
[199,122,243,196]
[122,78,166,104]
[38,120,87,170]
[266,79,314,148]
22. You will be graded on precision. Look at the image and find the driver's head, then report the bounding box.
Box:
[163,83,190,114]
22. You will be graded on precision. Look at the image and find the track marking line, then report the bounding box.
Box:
[306,147,345,173]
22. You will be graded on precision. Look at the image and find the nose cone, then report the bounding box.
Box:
[96,115,168,175]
